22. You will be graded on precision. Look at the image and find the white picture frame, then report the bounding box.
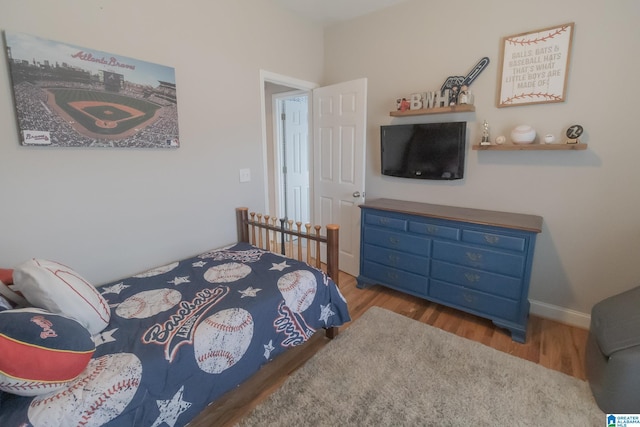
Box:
[497,23,574,108]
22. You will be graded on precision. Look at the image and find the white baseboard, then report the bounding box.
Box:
[529,299,591,329]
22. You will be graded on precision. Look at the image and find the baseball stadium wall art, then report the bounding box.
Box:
[4,31,180,148]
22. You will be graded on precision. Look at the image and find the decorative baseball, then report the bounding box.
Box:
[28,353,142,427]
[193,308,254,374]
[0,377,70,398]
[133,261,179,278]
[510,125,536,144]
[116,288,182,319]
[277,270,317,313]
[203,262,251,283]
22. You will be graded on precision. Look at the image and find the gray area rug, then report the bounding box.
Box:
[238,306,603,426]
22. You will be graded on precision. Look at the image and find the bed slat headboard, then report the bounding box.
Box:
[235,207,339,283]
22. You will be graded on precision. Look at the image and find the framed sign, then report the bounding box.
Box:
[4,32,180,148]
[497,23,574,107]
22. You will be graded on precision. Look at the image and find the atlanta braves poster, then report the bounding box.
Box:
[4,31,180,148]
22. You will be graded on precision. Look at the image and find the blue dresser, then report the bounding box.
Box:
[357,199,543,343]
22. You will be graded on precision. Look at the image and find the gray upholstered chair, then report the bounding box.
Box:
[585,285,640,413]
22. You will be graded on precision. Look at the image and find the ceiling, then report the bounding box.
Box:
[272,0,411,26]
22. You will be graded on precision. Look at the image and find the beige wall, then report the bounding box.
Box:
[2,0,637,326]
[0,0,323,284]
[324,0,640,325]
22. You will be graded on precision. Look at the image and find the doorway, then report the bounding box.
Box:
[260,71,317,219]
[274,92,310,224]
[260,71,367,276]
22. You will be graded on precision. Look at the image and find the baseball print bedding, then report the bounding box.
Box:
[0,242,350,426]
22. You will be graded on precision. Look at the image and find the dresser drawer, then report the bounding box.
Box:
[429,280,519,321]
[358,200,541,343]
[363,244,429,276]
[462,230,526,252]
[362,261,428,296]
[432,241,524,277]
[363,227,430,256]
[431,260,521,300]
[364,212,407,231]
[409,221,460,241]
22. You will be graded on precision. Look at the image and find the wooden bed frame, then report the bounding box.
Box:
[235,207,340,338]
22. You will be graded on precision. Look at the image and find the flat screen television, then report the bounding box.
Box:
[380,122,467,180]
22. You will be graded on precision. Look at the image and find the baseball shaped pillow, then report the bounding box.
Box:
[12,259,111,335]
[0,308,95,396]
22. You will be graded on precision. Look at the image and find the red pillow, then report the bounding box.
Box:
[0,269,12,285]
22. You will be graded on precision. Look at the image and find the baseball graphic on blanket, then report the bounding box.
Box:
[203,262,251,283]
[194,308,253,374]
[28,353,142,427]
[278,270,317,313]
[116,288,182,319]
[133,261,179,278]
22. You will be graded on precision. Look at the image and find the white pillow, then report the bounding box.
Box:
[12,259,111,335]
[0,268,28,307]
[0,295,12,311]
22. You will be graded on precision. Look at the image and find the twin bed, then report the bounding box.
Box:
[0,208,350,426]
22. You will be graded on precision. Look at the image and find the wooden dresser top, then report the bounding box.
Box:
[360,198,543,233]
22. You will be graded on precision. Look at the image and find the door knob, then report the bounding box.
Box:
[353,191,361,198]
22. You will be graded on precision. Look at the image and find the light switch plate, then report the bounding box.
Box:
[239,168,251,183]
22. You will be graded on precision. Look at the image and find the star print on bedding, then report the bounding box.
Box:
[0,242,350,427]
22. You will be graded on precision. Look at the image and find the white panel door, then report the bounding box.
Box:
[313,78,367,276]
[282,96,309,224]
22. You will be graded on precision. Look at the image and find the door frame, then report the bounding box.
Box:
[259,70,318,218]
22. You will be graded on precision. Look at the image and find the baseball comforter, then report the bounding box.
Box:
[0,242,351,426]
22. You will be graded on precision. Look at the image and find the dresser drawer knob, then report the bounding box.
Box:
[465,252,483,262]
[427,225,438,234]
[379,218,389,224]
[464,272,481,283]
[386,272,399,281]
[388,254,399,263]
[462,292,476,304]
[484,235,500,244]
[389,237,400,245]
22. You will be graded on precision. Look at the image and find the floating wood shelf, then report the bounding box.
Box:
[472,143,588,151]
[390,104,475,117]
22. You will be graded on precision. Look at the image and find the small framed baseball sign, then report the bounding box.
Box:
[497,23,574,108]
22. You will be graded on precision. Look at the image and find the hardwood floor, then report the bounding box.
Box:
[189,270,589,427]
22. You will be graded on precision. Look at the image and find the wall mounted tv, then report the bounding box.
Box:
[380,121,467,180]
